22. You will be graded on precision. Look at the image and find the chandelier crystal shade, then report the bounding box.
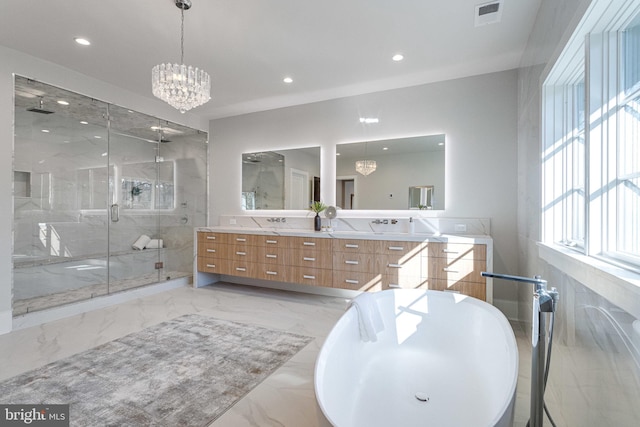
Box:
[152,0,211,114]
[355,159,377,176]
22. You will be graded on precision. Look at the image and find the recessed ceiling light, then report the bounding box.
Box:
[57,100,69,106]
[392,54,404,62]
[359,117,379,124]
[80,121,88,125]
[74,37,91,46]
[438,142,444,146]
[94,135,102,139]
[283,77,293,84]
[41,129,50,133]
[336,153,341,156]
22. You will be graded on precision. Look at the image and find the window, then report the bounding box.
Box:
[543,2,640,273]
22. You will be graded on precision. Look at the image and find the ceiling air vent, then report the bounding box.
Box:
[475,1,503,27]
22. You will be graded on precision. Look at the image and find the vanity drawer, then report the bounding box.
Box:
[254,263,288,281]
[430,258,485,283]
[383,274,430,290]
[430,279,486,301]
[332,271,383,291]
[287,236,332,252]
[379,254,423,277]
[429,243,486,262]
[285,248,333,269]
[216,244,259,262]
[197,232,229,244]
[332,239,377,253]
[198,240,226,257]
[223,261,256,278]
[288,266,333,287]
[333,252,377,273]
[227,233,260,246]
[376,240,426,256]
[254,235,288,248]
[256,247,286,265]
[197,257,226,274]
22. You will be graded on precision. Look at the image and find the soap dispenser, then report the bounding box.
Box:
[408,217,415,234]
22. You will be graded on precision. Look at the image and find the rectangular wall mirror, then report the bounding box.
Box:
[336,134,445,210]
[242,147,321,210]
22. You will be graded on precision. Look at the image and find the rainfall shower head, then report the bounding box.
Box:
[27,98,54,114]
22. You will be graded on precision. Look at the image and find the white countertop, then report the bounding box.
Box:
[196,226,492,244]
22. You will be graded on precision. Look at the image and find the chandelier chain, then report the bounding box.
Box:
[180,7,185,64]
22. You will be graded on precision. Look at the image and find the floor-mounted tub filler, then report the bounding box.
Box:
[315,289,518,427]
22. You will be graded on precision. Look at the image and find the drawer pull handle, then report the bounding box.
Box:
[266,240,278,244]
[266,271,278,275]
[388,283,401,288]
[266,254,277,259]
[206,249,216,253]
[389,246,404,251]
[236,251,246,256]
[345,244,359,248]
[443,249,459,254]
[388,263,402,268]
[235,267,246,272]
[206,264,216,268]
[303,275,316,280]
[443,268,459,273]
[206,236,216,240]
[303,241,316,246]
[345,279,359,284]
[345,260,359,265]
[236,238,247,242]
[303,257,316,261]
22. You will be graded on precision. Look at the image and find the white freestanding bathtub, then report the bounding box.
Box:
[315,289,518,427]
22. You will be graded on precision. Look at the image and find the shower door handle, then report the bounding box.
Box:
[110,204,119,222]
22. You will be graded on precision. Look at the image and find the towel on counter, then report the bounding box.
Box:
[132,235,151,250]
[348,293,385,342]
[145,239,164,249]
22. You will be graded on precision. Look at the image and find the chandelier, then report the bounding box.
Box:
[355,159,377,176]
[152,0,211,113]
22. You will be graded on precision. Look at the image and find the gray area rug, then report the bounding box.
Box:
[0,314,313,426]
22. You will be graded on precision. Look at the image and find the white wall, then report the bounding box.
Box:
[210,70,520,315]
[0,45,208,334]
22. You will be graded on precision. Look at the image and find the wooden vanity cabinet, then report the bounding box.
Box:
[332,239,383,291]
[428,242,487,300]
[197,231,489,301]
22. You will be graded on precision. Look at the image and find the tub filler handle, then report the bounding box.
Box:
[345,260,359,265]
[345,279,359,284]
[303,275,316,280]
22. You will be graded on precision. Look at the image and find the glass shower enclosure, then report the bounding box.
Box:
[12,76,207,315]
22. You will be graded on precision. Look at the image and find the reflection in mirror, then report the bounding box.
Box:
[336,134,445,210]
[409,185,434,209]
[242,147,321,210]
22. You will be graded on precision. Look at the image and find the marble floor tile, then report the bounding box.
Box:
[0,284,547,426]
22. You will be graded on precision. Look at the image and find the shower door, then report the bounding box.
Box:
[106,105,163,292]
